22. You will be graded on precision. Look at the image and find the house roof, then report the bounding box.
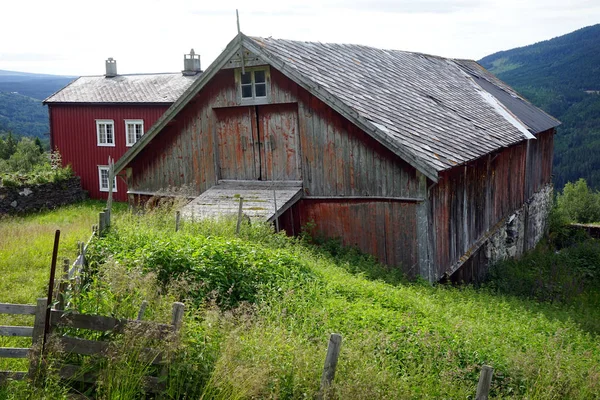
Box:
[43,73,201,104]
[114,34,559,181]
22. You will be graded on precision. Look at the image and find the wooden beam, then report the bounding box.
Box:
[0,348,29,358]
[0,303,36,315]
[0,326,33,338]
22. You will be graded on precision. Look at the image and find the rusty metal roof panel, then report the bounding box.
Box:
[44,73,201,104]
[249,37,560,172]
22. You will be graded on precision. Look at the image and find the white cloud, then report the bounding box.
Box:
[1,0,599,75]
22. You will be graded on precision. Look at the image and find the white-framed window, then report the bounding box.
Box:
[96,120,115,147]
[98,166,117,192]
[125,119,144,147]
[237,67,269,103]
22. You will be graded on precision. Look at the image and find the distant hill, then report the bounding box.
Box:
[480,24,600,190]
[0,69,74,100]
[0,70,74,138]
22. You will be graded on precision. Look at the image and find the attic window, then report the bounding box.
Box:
[238,67,269,103]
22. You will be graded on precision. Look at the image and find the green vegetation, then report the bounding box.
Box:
[479,23,600,190]
[2,201,598,399]
[0,133,72,187]
[555,178,600,223]
[0,92,49,139]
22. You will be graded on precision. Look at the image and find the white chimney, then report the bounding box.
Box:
[105,58,117,77]
[182,49,201,76]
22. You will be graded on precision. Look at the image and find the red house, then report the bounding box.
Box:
[43,52,202,201]
[114,34,559,282]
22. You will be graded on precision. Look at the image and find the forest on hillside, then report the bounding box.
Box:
[480,23,600,190]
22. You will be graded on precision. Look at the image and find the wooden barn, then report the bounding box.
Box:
[114,34,559,282]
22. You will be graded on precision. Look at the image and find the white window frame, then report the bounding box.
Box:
[96,119,115,147]
[125,119,144,147]
[98,165,117,192]
[236,67,270,104]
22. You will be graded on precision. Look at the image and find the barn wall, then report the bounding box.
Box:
[430,129,555,280]
[283,199,420,274]
[49,104,169,201]
[128,67,422,200]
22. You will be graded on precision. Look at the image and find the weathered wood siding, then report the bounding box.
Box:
[129,66,421,200]
[284,199,419,273]
[297,91,422,198]
[430,129,554,278]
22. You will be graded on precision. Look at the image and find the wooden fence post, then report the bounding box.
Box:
[319,333,342,398]
[175,211,181,232]
[137,300,148,321]
[29,298,48,379]
[99,212,106,235]
[171,302,185,332]
[476,365,494,400]
[57,259,69,311]
[236,197,244,235]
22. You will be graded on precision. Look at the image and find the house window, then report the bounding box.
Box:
[96,120,115,147]
[125,119,144,146]
[98,166,117,192]
[239,67,269,102]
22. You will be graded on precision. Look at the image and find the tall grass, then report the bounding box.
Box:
[2,202,600,398]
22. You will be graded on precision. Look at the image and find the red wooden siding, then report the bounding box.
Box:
[293,200,419,274]
[49,104,168,201]
[430,129,554,278]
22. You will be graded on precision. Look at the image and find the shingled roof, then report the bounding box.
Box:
[43,73,201,104]
[250,37,560,172]
[114,34,559,180]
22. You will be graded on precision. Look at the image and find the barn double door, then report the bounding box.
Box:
[216,103,301,181]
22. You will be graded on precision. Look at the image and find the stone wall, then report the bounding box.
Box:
[485,183,553,266]
[451,183,553,283]
[0,177,86,215]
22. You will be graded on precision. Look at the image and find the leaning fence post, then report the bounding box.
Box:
[319,333,342,398]
[476,365,494,400]
[236,197,244,235]
[29,298,48,379]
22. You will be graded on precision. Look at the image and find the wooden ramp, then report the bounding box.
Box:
[181,180,303,222]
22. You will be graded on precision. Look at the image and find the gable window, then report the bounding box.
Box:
[96,120,115,147]
[238,67,269,103]
[98,166,117,192]
[125,119,144,146]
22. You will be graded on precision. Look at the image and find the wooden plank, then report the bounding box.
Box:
[51,310,121,332]
[0,371,27,384]
[59,364,97,383]
[58,336,108,356]
[0,326,33,337]
[0,303,36,315]
[0,348,29,358]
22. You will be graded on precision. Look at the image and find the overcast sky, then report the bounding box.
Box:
[1,0,599,76]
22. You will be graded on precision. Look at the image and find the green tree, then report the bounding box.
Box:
[6,138,47,173]
[0,131,17,160]
[556,178,600,223]
[34,137,44,154]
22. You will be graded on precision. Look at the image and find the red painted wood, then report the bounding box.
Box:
[49,104,168,201]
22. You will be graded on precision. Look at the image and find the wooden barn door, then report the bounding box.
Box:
[215,104,300,181]
[257,103,301,181]
[215,107,259,180]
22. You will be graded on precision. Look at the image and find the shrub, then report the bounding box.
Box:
[556,178,600,223]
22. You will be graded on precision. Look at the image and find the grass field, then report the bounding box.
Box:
[0,201,126,374]
[1,202,600,399]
